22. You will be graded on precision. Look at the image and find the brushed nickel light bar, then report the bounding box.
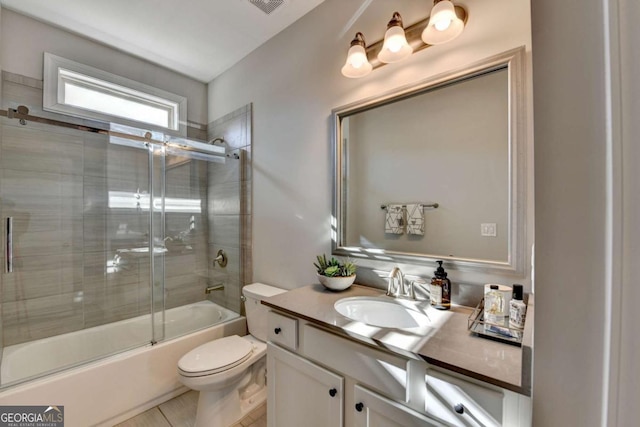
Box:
[341,1,468,78]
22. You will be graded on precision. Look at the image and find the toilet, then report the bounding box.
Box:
[178,283,285,427]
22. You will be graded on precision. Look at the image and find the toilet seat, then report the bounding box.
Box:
[178,335,254,378]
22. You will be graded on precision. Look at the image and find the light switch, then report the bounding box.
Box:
[481,223,497,237]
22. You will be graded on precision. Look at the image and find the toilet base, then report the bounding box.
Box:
[240,387,267,422]
[194,381,266,427]
[193,356,267,427]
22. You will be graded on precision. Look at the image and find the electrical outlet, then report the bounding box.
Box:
[481,223,497,237]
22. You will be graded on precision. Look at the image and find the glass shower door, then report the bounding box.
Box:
[0,119,156,387]
[156,137,238,342]
[0,107,235,387]
[84,133,154,351]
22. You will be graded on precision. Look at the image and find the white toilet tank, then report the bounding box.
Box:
[243,283,286,342]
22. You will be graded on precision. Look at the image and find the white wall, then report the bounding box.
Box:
[610,0,638,425]
[0,9,207,125]
[531,0,638,425]
[531,0,605,416]
[208,0,533,290]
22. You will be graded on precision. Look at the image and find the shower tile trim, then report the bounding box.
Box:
[2,71,43,89]
[208,104,251,129]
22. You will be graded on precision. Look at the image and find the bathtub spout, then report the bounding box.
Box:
[205,284,224,294]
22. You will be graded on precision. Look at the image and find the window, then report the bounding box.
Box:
[44,53,187,134]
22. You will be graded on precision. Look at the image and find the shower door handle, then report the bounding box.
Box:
[6,217,13,273]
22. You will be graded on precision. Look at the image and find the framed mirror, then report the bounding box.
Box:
[332,47,527,274]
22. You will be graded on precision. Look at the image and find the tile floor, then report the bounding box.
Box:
[115,390,266,427]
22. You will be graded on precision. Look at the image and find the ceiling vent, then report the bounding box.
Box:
[249,0,284,15]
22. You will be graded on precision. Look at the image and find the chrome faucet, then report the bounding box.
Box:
[387,267,404,297]
[387,267,416,299]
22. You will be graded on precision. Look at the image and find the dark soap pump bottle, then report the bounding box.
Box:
[430,260,451,310]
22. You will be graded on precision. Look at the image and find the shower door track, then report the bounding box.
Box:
[0,106,226,158]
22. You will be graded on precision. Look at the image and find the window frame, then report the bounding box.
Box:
[43,53,187,135]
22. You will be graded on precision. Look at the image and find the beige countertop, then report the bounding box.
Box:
[263,284,532,396]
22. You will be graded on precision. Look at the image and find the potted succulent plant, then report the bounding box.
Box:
[314,254,356,291]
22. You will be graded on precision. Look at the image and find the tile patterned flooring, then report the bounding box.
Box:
[115,390,266,427]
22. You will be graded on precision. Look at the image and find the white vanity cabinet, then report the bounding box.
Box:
[266,309,530,427]
[267,343,344,427]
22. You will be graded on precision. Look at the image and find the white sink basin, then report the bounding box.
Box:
[334,296,430,329]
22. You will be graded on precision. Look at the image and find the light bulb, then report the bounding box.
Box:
[341,33,372,78]
[422,1,465,45]
[386,33,404,53]
[434,18,451,31]
[348,47,367,69]
[377,13,413,64]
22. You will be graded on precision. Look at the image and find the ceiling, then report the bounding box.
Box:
[0,0,325,83]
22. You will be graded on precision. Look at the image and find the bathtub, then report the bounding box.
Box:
[0,300,246,426]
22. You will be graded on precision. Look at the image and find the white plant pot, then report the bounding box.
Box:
[317,274,356,291]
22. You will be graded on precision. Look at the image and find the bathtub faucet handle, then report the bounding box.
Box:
[213,250,227,267]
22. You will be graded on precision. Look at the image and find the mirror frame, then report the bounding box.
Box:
[331,47,528,275]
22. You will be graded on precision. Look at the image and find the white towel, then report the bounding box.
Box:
[406,204,425,236]
[384,204,404,234]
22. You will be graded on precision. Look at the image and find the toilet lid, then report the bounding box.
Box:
[178,335,253,377]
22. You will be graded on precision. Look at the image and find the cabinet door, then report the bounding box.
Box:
[353,385,443,427]
[267,343,344,427]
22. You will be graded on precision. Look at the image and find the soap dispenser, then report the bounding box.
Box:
[509,284,527,329]
[430,260,451,310]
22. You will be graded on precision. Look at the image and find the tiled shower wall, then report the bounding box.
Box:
[207,104,252,314]
[0,71,230,347]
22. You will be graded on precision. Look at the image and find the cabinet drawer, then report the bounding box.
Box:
[268,311,298,350]
[426,370,503,427]
[303,324,409,402]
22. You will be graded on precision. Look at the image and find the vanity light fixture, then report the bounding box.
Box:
[341,32,373,78]
[377,12,413,64]
[339,2,468,78]
[421,0,465,45]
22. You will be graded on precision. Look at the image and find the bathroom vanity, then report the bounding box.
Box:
[263,284,532,427]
